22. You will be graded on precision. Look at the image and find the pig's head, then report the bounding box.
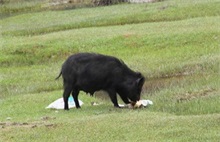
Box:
[118,75,145,104]
[128,77,145,103]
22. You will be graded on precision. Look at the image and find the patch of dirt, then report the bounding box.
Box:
[143,67,204,95]
[41,116,56,121]
[0,122,57,129]
[143,75,186,94]
[129,0,162,3]
[176,88,217,102]
[123,33,136,38]
[0,116,57,129]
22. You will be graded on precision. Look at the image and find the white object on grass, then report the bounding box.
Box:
[46,96,83,109]
[119,99,153,108]
[140,100,153,107]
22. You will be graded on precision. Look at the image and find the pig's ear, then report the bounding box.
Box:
[136,77,145,88]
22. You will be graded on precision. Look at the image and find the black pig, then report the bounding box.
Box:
[56,53,145,110]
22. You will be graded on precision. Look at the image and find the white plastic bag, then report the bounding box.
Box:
[46,96,83,109]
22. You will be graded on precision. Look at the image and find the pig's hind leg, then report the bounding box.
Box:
[63,83,73,110]
[72,88,81,108]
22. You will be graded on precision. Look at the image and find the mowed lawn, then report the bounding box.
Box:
[0,0,220,141]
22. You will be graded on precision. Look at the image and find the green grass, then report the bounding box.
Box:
[1,0,220,36]
[0,89,220,141]
[0,0,94,18]
[0,0,220,141]
[0,0,45,17]
[0,92,220,141]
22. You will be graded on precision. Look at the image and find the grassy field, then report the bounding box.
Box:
[0,0,220,141]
